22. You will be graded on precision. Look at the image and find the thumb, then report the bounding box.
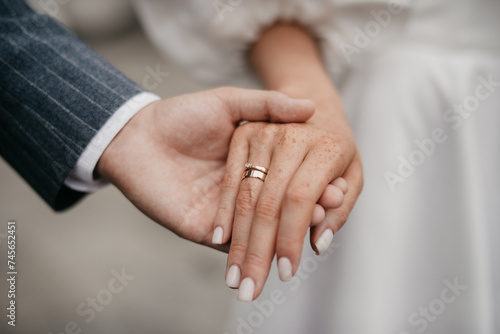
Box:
[214,87,315,124]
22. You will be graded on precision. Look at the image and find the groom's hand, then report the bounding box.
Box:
[96,87,315,251]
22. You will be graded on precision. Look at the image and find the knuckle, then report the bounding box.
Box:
[266,91,287,109]
[282,123,302,137]
[277,234,301,253]
[258,124,278,145]
[254,197,281,221]
[233,125,247,138]
[234,122,255,138]
[286,186,312,205]
[279,124,315,148]
[216,205,232,219]
[221,174,239,191]
[229,242,248,257]
[317,138,348,175]
[235,184,259,215]
[220,181,235,194]
[211,86,234,104]
[318,135,337,148]
[335,150,348,169]
[320,138,341,159]
[245,251,270,270]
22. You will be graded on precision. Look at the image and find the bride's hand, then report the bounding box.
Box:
[97,88,316,253]
[212,118,362,301]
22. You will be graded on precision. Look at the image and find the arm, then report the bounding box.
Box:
[251,23,349,133]
[250,23,363,243]
[0,0,155,210]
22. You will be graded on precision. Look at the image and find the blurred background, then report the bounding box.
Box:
[0,1,260,333]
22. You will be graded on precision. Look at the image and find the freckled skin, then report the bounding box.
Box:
[213,23,364,301]
[97,87,316,255]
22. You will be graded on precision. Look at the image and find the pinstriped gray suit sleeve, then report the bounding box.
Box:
[0,0,146,210]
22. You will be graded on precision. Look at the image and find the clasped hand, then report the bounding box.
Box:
[214,111,362,301]
[97,87,362,302]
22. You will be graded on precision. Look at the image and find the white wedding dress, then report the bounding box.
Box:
[133,0,500,333]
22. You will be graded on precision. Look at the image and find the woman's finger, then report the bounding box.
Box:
[275,143,349,284]
[212,126,250,246]
[237,130,308,301]
[310,153,363,255]
[310,178,348,226]
[225,124,274,289]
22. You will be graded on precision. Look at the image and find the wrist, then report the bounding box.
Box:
[250,23,347,127]
[96,100,160,182]
[276,81,347,126]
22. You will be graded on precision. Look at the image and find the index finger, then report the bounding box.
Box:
[276,144,349,279]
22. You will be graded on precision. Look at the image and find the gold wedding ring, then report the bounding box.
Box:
[244,163,269,175]
[242,169,267,182]
[242,163,269,182]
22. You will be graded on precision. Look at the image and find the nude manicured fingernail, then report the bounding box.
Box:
[278,257,293,282]
[226,265,241,288]
[315,229,334,255]
[212,226,223,244]
[238,278,255,302]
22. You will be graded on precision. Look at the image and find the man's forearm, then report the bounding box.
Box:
[250,23,347,127]
[0,0,147,210]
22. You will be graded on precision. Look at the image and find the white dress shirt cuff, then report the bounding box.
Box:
[64,92,161,192]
